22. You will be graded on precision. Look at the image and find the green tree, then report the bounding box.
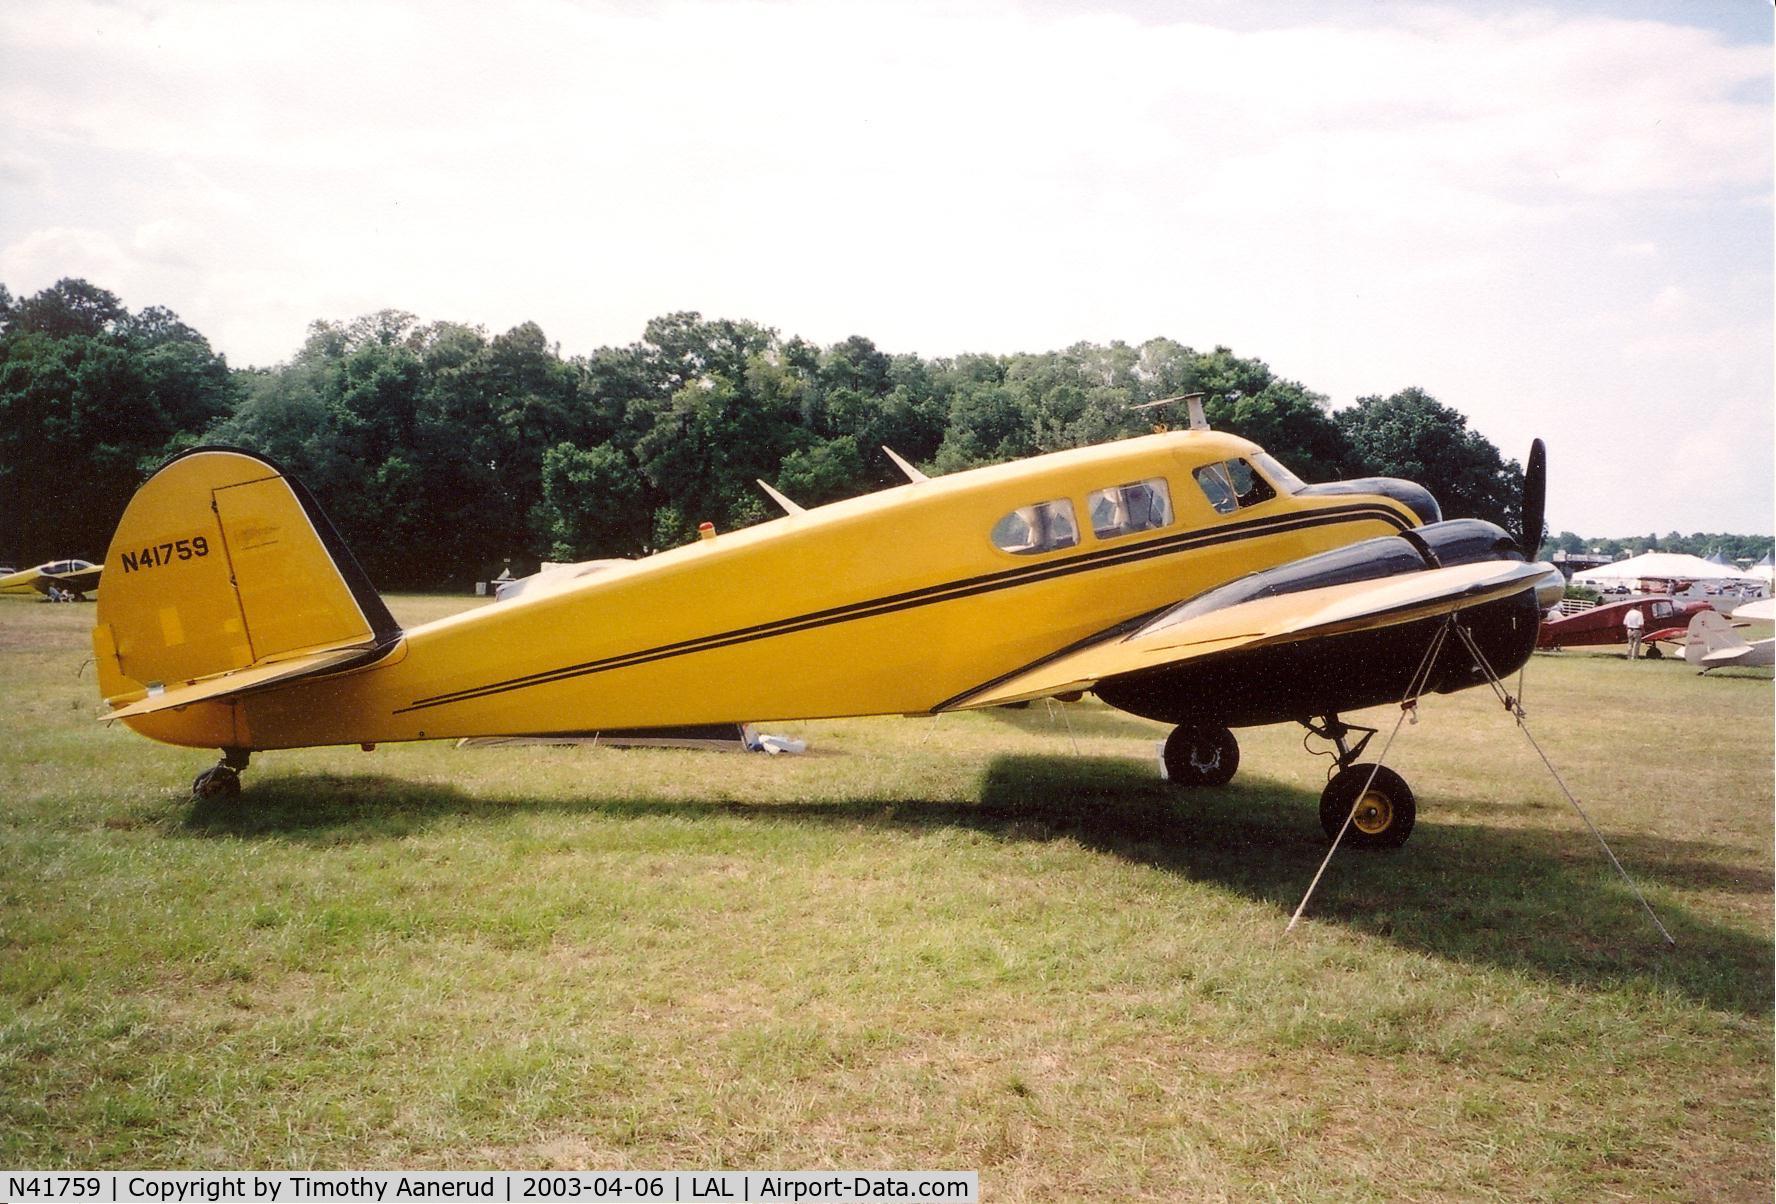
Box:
[0,281,235,563]
[1335,387,1521,529]
[535,442,648,560]
[775,436,868,508]
[7,278,127,340]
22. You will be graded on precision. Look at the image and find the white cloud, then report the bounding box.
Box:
[0,0,1768,534]
[1,226,132,288]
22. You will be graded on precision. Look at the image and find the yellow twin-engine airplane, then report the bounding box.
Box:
[93,407,1560,849]
[2,558,103,600]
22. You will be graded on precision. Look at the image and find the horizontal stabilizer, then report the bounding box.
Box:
[100,642,390,721]
[946,560,1546,710]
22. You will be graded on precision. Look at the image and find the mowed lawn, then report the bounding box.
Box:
[1,593,1770,1200]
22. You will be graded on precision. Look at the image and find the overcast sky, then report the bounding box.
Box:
[2,0,1770,537]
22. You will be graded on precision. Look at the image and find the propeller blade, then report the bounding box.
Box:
[1521,438,1546,559]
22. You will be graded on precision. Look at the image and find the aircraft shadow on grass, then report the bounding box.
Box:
[978,701,1169,741]
[181,755,1772,1016]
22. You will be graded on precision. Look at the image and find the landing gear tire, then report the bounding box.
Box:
[192,766,242,801]
[1319,764,1415,849]
[1163,725,1239,787]
[1644,645,1663,659]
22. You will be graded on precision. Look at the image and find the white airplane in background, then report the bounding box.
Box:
[1684,608,1776,673]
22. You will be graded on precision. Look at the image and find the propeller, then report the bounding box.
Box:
[1520,438,1546,560]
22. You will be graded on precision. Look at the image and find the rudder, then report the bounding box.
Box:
[93,448,398,709]
[1684,610,1744,666]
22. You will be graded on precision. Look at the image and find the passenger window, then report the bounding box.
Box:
[1193,458,1276,515]
[1089,478,1173,539]
[1652,602,1672,619]
[990,499,1080,555]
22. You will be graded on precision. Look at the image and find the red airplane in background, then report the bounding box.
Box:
[1537,595,1713,657]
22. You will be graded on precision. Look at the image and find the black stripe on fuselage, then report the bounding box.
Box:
[393,501,1412,715]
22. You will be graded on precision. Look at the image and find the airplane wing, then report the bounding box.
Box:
[1732,597,1775,623]
[0,566,44,595]
[99,640,394,721]
[942,560,1547,711]
[36,565,103,595]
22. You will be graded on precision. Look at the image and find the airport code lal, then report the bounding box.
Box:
[2,1173,979,1204]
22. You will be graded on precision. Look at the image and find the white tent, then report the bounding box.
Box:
[1572,551,1747,585]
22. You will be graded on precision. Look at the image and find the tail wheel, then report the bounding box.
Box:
[1319,764,1415,848]
[192,766,241,801]
[1162,725,1239,787]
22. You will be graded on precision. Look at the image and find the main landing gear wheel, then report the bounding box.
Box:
[192,766,241,800]
[1162,725,1239,787]
[1319,764,1416,849]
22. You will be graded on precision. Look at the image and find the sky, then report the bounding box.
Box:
[1,0,1770,537]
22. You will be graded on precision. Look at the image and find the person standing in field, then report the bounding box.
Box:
[1624,604,1645,660]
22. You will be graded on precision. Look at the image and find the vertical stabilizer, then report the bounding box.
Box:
[93,448,397,710]
[1684,610,1746,666]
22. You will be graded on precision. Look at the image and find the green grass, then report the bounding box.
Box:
[1,594,1770,1200]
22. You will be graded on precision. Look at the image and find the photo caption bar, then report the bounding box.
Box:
[1,1172,979,1204]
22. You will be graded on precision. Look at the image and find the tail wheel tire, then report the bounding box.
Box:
[1319,764,1415,848]
[1163,725,1239,787]
[192,766,241,801]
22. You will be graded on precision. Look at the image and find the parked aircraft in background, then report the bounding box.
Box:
[90,411,1560,850]
[1537,595,1712,658]
[1,559,103,600]
[1684,611,1776,673]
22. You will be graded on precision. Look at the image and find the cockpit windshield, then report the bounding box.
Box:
[1193,458,1276,515]
[1251,452,1306,494]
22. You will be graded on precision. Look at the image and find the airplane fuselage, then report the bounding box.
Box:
[121,430,1426,751]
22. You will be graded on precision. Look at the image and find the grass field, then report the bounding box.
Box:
[2,593,1770,1200]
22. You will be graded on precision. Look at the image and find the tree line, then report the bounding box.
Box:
[1546,530,1772,564]
[1,278,1766,589]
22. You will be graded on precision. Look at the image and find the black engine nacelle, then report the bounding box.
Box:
[1092,519,1541,728]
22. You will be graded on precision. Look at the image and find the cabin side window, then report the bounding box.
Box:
[1193,458,1277,515]
[1088,478,1173,540]
[990,499,1080,555]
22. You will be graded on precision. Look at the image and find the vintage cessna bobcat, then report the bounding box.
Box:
[92,398,1560,848]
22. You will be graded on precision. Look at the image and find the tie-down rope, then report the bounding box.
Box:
[1287,616,1454,933]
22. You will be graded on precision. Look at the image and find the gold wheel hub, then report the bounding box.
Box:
[1352,790,1394,835]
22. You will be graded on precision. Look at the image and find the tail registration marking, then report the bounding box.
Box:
[120,536,210,573]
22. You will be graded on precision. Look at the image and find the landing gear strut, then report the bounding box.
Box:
[1162,724,1239,787]
[1304,715,1416,848]
[192,748,251,800]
